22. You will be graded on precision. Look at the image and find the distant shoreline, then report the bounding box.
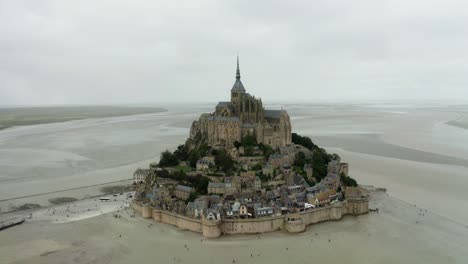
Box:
[0,105,167,130]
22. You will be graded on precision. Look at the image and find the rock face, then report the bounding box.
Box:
[188,57,292,149]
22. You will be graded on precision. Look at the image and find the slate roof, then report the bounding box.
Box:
[133,168,150,176]
[175,185,193,193]
[208,182,225,189]
[232,79,246,92]
[264,110,282,119]
[207,116,240,122]
[232,56,246,92]
[216,101,231,108]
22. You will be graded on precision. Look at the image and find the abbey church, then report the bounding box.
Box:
[189,57,292,149]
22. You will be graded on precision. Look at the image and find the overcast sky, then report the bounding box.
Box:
[1,0,467,106]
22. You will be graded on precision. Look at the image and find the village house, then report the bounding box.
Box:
[185,198,208,218]
[196,156,215,171]
[287,185,304,194]
[207,182,226,195]
[224,176,239,194]
[268,153,283,168]
[262,162,274,176]
[152,185,171,204]
[308,189,338,207]
[315,192,330,206]
[281,162,292,174]
[205,208,221,220]
[303,163,313,179]
[174,185,194,201]
[306,182,328,196]
[239,204,249,218]
[253,204,274,218]
[224,201,241,218]
[133,168,150,184]
[254,176,261,190]
[322,173,341,189]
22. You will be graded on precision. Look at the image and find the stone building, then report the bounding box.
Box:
[196,156,215,171]
[303,164,313,179]
[189,57,292,149]
[207,182,226,195]
[133,168,150,184]
[174,185,193,201]
[254,176,262,190]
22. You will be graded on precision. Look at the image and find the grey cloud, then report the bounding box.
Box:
[1,0,467,105]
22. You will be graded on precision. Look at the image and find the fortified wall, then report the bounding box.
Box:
[131,198,368,238]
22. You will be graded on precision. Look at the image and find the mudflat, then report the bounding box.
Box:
[1,191,467,264]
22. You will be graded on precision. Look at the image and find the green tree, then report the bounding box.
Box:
[187,143,210,168]
[214,149,234,173]
[187,175,210,195]
[294,151,307,168]
[258,143,274,158]
[244,146,254,156]
[187,149,200,168]
[174,144,188,161]
[251,163,263,171]
[159,150,179,167]
[185,192,197,203]
[241,134,257,147]
[291,133,317,150]
[340,172,358,187]
[312,150,327,181]
[170,169,187,181]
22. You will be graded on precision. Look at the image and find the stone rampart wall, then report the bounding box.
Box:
[157,209,203,233]
[284,221,306,233]
[131,198,368,238]
[300,204,343,225]
[221,216,284,234]
[345,199,369,215]
[131,201,142,213]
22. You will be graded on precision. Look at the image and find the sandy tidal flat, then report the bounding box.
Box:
[1,191,467,264]
[1,103,468,263]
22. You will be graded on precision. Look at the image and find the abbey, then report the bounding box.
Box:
[189,57,292,149]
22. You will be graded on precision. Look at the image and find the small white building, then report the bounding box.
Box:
[133,168,150,184]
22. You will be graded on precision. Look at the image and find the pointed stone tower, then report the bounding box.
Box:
[231,56,246,105]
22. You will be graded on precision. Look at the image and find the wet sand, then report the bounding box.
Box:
[328,147,468,224]
[0,106,166,130]
[1,191,467,264]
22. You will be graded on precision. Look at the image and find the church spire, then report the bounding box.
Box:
[231,55,246,93]
[236,55,241,79]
